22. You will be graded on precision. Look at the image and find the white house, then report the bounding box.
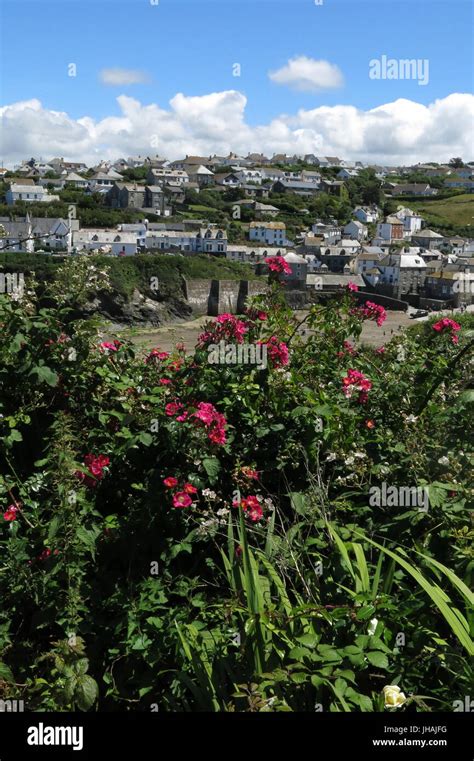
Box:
[394,207,424,236]
[337,168,359,180]
[145,227,227,254]
[187,166,215,187]
[0,216,76,251]
[72,230,138,256]
[249,221,287,246]
[226,245,287,263]
[5,184,59,205]
[354,247,385,275]
[353,206,381,224]
[376,215,405,242]
[311,222,341,244]
[235,169,263,185]
[343,220,368,241]
[64,172,88,189]
[301,170,322,184]
[88,173,116,192]
[148,168,189,186]
[118,223,147,250]
[338,238,361,254]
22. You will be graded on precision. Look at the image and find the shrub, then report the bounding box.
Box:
[0,263,472,711]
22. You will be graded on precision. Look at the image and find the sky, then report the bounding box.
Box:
[0,0,473,166]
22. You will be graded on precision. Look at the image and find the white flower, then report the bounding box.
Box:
[438,456,449,466]
[325,452,337,462]
[367,618,378,635]
[405,414,418,423]
[345,456,355,466]
[383,685,407,709]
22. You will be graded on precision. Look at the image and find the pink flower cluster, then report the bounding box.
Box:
[163,477,199,508]
[198,314,249,346]
[233,495,263,522]
[75,454,110,488]
[265,256,292,275]
[165,401,227,445]
[100,340,121,353]
[165,401,188,421]
[432,318,461,344]
[353,301,387,327]
[337,341,356,358]
[258,336,289,368]
[193,402,227,445]
[245,308,268,322]
[146,348,170,364]
[3,503,19,522]
[347,282,359,292]
[342,369,372,404]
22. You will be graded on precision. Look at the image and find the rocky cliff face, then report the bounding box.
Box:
[80,288,193,326]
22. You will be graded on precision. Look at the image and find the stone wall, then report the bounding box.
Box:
[183,278,268,316]
[182,278,213,315]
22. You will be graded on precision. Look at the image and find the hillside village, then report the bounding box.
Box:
[1,152,473,309]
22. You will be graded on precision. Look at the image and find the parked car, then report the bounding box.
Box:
[410,309,429,319]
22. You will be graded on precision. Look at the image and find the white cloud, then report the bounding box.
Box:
[99,68,150,86]
[1,92,473,168]
[269,56,344,92]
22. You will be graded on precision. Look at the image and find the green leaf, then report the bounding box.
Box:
[0,662,14,683]
[75,658,89,675]
[75,675,99,711]
[30,365,58,387]
[139,432,153,446]
[350,528,474,656]
[366,651,389,669]
[47,516,61,542]
[202,457,220,483]
[289,492,308,516]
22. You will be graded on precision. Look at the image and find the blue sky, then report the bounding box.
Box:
[1,0,472,123]
[0,0,472,165]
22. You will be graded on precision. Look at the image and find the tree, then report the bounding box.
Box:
[448,157,464,168]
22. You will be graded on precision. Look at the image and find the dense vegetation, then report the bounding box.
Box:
[0,253,261,300]
[0,258,472,713]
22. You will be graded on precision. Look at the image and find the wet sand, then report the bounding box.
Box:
[113,310,413,354]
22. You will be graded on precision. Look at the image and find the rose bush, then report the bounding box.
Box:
[0,258,472,712]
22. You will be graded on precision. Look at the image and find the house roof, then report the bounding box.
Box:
[64,172,86,182]
[345,220,366,228]
[189,165,214,175]
[393,183,430,191]
[283,252,306,263]
[249,221,285,229]
[413,229,444,238]
[274,180,320,190]
[9,183,46,192]
[379,254,427,268]
[307,273,365,286]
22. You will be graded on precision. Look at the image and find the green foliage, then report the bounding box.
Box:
[0,262,472,712]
